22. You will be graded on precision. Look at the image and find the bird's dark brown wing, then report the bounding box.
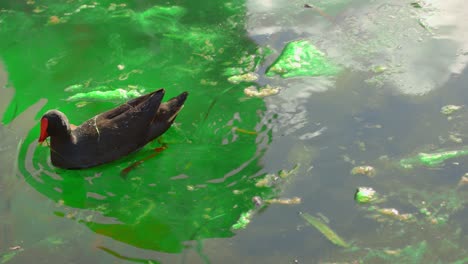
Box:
[97,89,165,121]
[73,89,165,143]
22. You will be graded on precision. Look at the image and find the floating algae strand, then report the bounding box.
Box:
[66,89,143,102]
[138,5,186,21]
[1,249,23,264]
[64,84,111,93]
[266,40,340,78]
[400,148,468,168]
[232,210,254,230]
[301,212,350,248]
[135,5,187,34]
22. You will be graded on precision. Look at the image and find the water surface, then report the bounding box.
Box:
[1,0,467,263]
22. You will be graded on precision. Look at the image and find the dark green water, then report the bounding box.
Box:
[1,0,467,263]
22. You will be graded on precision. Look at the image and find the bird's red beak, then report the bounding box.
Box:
[39,117,49,143]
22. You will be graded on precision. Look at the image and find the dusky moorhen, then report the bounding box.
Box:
[38,88,188,169]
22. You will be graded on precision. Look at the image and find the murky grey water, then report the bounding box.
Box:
[202,1,468,263]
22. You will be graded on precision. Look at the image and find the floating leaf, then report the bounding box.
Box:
[301,212,350,248]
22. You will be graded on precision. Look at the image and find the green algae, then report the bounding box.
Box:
[64,84,111,93]
[1,0,275,258]
[224,47,272,82]
[232,210,254,230]
[266,40,340,78]
[1,250,22,264]
[354,187,378,204]
[400,148,468,168]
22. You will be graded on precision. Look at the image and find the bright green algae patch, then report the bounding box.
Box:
[0,0,276,259]
[266,40,340,78]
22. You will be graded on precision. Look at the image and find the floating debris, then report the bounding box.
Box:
[301,3,333,22]
[234,127,257,135]
[417,18,432,33]
[252,196,263,207]
[232,189,244,195]
[410,2,423,8]
[449,133,463,144]
[360,241,428,263]
[64,84,84,92]
[300,212,350,248]
[356,141,366,151]
[419,207,431,216]
[371,65,388,74]
[243,85,280,97]
[265,197,301,205]
[354,187,378,204]
[400,148,468,168]
[279,164,300,179]
[298,126,328,140]
[351,165,376,178]
[441,105,463,115]
[266,40,340,78]
[48,15,62,25]
[457,174,468,188]
[227,72,258,84]
[8,246,21,251]
[255,173,279,188]
[375,208,415,222]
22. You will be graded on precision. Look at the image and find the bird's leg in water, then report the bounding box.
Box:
[120,138,168,178]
